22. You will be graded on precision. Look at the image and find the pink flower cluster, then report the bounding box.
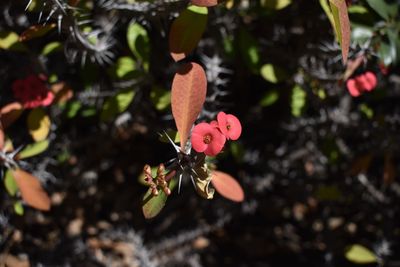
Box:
[191,112,242,156]
[12,75,54,109]
[346,71,377,97]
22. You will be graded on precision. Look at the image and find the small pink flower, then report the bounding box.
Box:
[12,75,54,109]
[346,71,377,97]
[217,112,242,140]
[191,123,226,156]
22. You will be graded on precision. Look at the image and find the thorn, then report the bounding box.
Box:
[25,0,33,11]
[163,130,180,153]
[178,173,183,194]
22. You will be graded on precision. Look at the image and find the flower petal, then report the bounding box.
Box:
[226,114,242,140]
[204,128,226,156]
[191,123,212,153]
[217,112,228,137]
[346,79,360,97]
[364,71,377,91]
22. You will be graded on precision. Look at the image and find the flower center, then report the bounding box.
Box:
[203,134,212,144]
[226,124,231,130]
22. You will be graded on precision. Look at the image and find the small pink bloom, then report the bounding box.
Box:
[191,123,226,156]
[346,78,361,97]
[346,72,377,97]
[217,112,242,140]
[12,74,54,109]
[363,71,377,91]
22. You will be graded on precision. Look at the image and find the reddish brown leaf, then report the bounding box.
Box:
[19,24,56,42]
[191,0,222,7]
[0,102,23,128]
[171,62,207,151]
[211,171,245,202]
[12,169,51,211]
[169,6,208,61]
[51,82,74,104]
[330,0,351,64]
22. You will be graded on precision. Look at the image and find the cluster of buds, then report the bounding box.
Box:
[143,164,173,196]
[191,112,242,156]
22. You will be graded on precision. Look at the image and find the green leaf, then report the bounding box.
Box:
[14,201,24,216]
[4,170,18,196]
[365,0,398,20]
[260,90,279,107]
[291,85,306,117]
[41,41,62,56]
[0,31,27,51]
[18,140,50,159]
[142,176,177,219]
[81,108,97,117]
[351,24,373,45]
[150,86,171,111]
[378,40,396,66]
[100,89,135,121]
[261,0,292,10]
[260,64,287,83]
[127,23,150,71]
[169,5,208,61]
[112,56,137,79]
[238,27,260,72]
[345,244,377,264]
[66,101,82,118]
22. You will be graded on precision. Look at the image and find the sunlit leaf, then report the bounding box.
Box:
[27,108,51,141]
[171,62,207,151]
[18,140,50,159]
[329,0,351,64]
[0,102,23,128]
[127,23,150,71]
[260,64,287,83]
[0,31,27,51]
[169,5,208,61]
[261,0,292,10]
[4,169,18,196]
[14,201,24,216]
[41,41,62,56]
[150,86,171,111]
[345,244,377,264]
[142,176,177,219]
[19,24,56,42]
[291,85,306,117]
[12,169,51,211]
[211,171,244,202]
[191,0,221,7]
[110,57,137,79]
[101,89,135,121]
